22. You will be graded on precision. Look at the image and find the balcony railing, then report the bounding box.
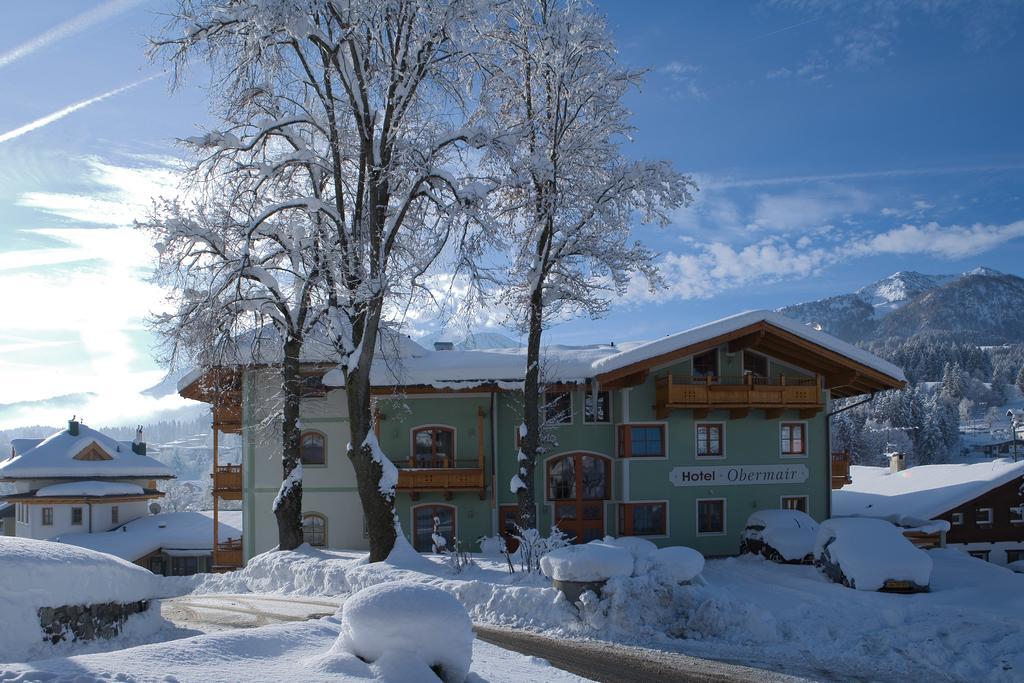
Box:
[213,537,243,571]
[212,464,243,500]
[831,451,851,490]
[393,458,486,500]
[655,373,823,419]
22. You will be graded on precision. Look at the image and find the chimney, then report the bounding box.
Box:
[889,452,905,474]
[68,417,80,437]
[433,341,454,351]
[132,425,147,455]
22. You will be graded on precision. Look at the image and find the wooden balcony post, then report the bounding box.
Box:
[477,407,485,471]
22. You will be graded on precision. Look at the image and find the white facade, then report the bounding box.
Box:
[243,369,367,557]
[13,496,150,540]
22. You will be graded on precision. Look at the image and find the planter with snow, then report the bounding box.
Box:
[338,581,474,683]
[540,542,634,603]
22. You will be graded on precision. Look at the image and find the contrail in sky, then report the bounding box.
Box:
[0,0,145,70]
[0,74,160,145]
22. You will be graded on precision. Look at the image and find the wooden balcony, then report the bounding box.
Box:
[212,464,243,500]
[396,459,486,500]
[831,451,852,490]
[655,374,824,419]
[212,537,243,571]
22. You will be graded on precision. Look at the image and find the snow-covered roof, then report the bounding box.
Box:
[833,459,1024,520]
[10,438,43,456]
[35,481,146,498]
[181,309,903,395]
[57,510,243,561]
[591,309,906,382]
[0,422,174,480]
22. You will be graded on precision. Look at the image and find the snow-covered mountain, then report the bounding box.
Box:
[420,331,523,350]
[778,268,1024,344]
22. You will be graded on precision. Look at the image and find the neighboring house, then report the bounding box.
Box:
[834,459,1024,565]
[179,310,904,566]
[966,439,1024,459]
[56,510,244,576]
[0,420,174,540]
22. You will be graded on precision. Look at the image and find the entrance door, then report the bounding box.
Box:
[547,453,610,543]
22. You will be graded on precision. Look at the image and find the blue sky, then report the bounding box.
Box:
[0,0,1022,427]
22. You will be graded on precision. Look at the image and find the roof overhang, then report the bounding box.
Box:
[1,488,165,504]
[594,320,905,399]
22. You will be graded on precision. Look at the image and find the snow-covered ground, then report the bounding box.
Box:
[5,538,1022,682]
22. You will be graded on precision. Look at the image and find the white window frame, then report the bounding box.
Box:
[583,389,613,425]
[1010,506,1024,525]
[695,421,726,460]
[409,424,458,466]
[779,421,809,458]
[779,495,809,513]
[695,497,727,536]
[951,512,964,526]
[41,507,54,526]
[976,507,993,527]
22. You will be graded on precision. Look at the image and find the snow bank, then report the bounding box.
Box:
[0,537,160,661]
[815,518,932,591]
[601,535,657,561]
[35,481,145,497]
[741,509,818,561]
[337,582,474,683]
[649,546,705,584]
[540,542,634,582]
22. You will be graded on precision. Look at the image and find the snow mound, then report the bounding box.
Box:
[540,542,634,581]
[815,518,932,591]
[0,537,160,661]
[338,581,474,683]
[601,536,657,560]
[649,546,705,584]
[741,509,819,561]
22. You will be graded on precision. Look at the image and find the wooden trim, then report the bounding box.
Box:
[9,493,164,505]
[410,424,457,468]
[780,422,809,458]
[617,423,667,459]
[695,422,726,459]
[618,500,669,537]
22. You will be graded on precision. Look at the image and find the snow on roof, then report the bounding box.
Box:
[57,510,243,561]
[10,438,43,456]
[833,459,1024,520]
[592,310,906,382]
[183,309,903,393]
[0,423,173,480]
[35,481,145,497]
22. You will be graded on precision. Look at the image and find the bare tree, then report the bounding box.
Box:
[153,0,487,560]
[476,0,697,529]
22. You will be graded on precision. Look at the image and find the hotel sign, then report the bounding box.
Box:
[670,464,809,487]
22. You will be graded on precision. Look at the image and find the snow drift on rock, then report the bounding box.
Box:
[337,581,474,683]
[0,537,160,661]
[540,542,634,581]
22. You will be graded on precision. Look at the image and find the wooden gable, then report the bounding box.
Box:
[73,442,113,461]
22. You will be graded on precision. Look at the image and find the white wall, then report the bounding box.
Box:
[245,369,367,557]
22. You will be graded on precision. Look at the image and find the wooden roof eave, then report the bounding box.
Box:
[594,321,905,396]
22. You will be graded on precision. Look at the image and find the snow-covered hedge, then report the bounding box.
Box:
[814,518,932,591]
[741,509,819,562]
[337,581,474,683]
[0,537,160,660]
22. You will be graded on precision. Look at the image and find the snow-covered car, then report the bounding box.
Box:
[740,509,818,563]
[814,518,932,593]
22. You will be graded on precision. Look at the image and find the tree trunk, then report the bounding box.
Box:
[517,285,545,530]
[274,336,304,551]
[346,310,398,562]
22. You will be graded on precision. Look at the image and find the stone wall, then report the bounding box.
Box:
[38,600,151,645]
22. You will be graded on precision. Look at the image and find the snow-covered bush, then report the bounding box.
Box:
[337,581,474,683]
[648,546,705,585]
[601,535,657,561]
[740,509,819,563]
[540,542,634,582]
[815,518,932,591]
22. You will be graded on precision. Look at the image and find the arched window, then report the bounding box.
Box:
[302,513,327,547]
[411,426,454,467]
[300,431,326,466]
[412,504,455,553]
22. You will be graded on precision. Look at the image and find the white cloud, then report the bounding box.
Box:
[850,220,1024,259]
[0,76,160,145]
[0,0,144,70]
[750,188,872,231]
[660,61,707,101]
